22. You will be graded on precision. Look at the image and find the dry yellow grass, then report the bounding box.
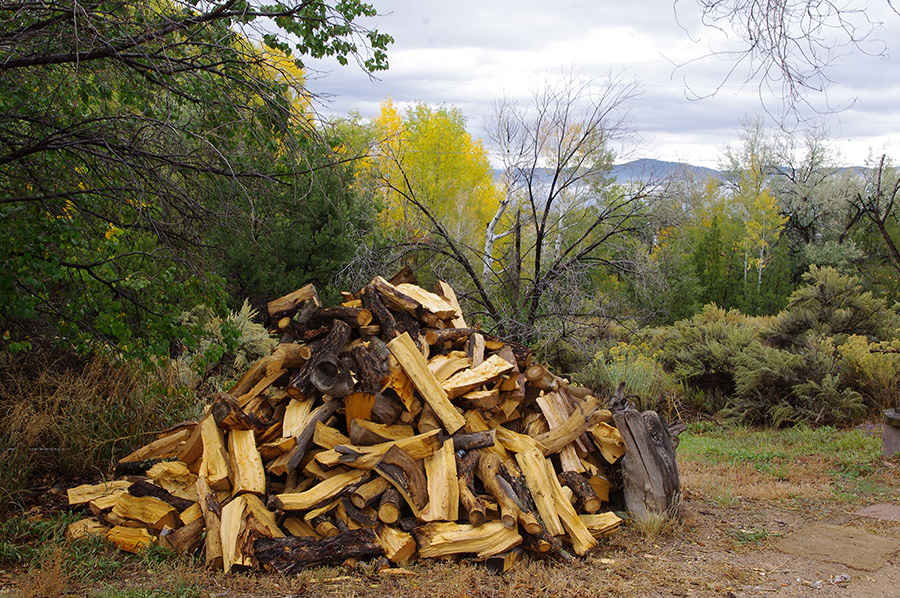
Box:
[679,459,833,504]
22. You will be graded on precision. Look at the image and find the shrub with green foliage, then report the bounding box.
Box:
[766,265,900,348]
[650,267,897,426]
[838,335,900,411]
[725,335,866,426]
[654,305,765,413]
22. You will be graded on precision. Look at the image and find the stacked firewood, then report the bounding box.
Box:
[64,270,630,573]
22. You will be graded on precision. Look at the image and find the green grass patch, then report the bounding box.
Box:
[727,527,777,546]
[0,512,135,583]
[680,423,881,467]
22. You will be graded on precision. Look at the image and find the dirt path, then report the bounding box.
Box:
[605,500,900,598]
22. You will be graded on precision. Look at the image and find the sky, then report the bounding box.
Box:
[302,0,900,168]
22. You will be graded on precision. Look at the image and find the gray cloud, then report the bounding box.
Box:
[304,0,900,167]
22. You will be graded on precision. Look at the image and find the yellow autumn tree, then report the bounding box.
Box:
[362,98,501,250]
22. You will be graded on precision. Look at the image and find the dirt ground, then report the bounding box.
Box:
[601,499,900,598]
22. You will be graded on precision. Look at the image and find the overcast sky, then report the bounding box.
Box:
[303,1,900,168]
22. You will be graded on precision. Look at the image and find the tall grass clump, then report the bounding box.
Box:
[578,341,680,416]
[0,349,201,509]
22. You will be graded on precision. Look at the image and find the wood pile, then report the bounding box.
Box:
[64,270,657,574]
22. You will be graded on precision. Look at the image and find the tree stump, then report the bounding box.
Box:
[611,391,681,518]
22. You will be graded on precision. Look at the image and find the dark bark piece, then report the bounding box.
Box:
[370,392,403,426]
[115,458,166,476]
[254,529,385,574]
[456,450,486,526]
[392,309,422,347]
[306,306,373,330]
[450,429,496,452]
[349,343,391,393]
[416,402,442,434]
[374,445,428,515]
[127,479,194,512]
[288,319,353,396]
[558,471,602,513]
[341,497,378,528]
[211,393,269,431]
[370,275,427,320]
[309,355,355,398]
[361,284,403,340]
[388,265,418,286]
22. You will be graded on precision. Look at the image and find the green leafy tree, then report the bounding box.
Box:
[0,0,392,355]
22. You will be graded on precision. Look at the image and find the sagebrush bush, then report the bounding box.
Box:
[725,335,866,426]
[653,305,766,413]
[838,335,900,411]
[173,299,276,392]
[766,265,900,348]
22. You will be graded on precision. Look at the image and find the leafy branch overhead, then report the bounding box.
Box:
[0,0,391,355]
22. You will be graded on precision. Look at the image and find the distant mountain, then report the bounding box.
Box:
[611,159,721,182]
[492,159,722,184]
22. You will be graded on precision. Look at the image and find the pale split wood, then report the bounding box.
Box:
[350,476,392,509]
[178,502,203,526]
[105,525,155,554]
[376,525,416,565]
[387,332,466,433]
[112,494,179,531]
[273,468,367,511]
[427,351,471,382]
[195,475,224,569]
[441,354,515,400]
[282,397,315,438]
[119,427,191,463]
[579,512,623,538]
[463,409,512,461]
[349,419,415,445]
[588,421,627,464]
[199,414,231,491]
[419,438,459,522]
[146,461,198,502]
[396,283,459,319]
[315,429,441,470]
[514,448,564,536]
[412,521,522,559]
[65,518,109,540]
[466,333,485,368]
[544,459,597,556]
[67,480,131,506]
[434,280,467,328]
[313,420,350,449]
[228,428,266,497]
[220,493,284,573]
